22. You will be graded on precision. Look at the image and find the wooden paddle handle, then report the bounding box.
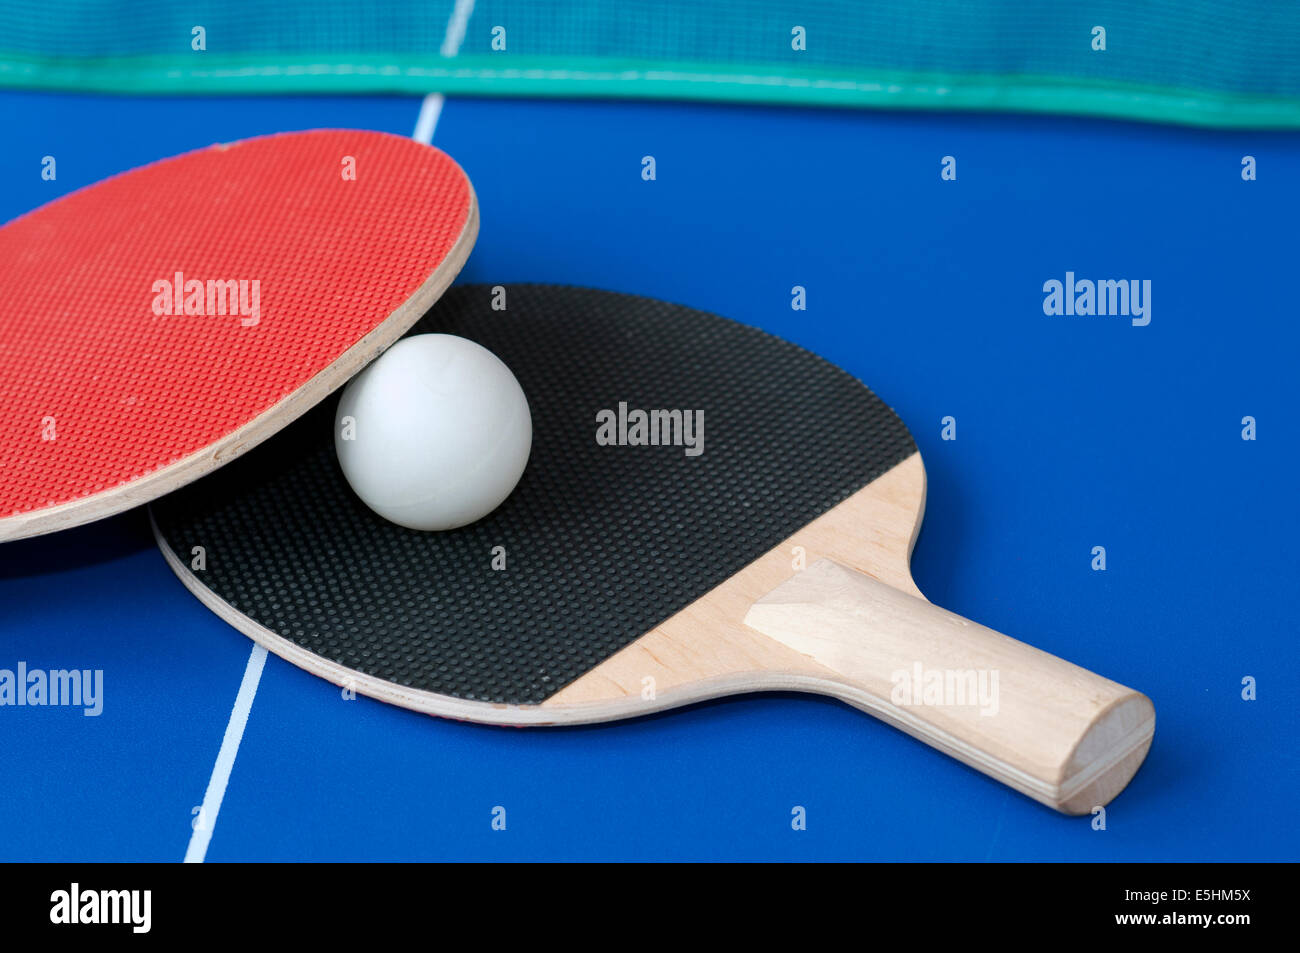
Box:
[743,559,1154,814]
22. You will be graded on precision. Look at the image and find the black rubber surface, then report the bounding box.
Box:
[153,285,916,705]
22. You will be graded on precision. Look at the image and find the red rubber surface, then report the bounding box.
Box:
[0,129,472,523]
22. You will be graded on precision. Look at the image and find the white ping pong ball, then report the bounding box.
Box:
[334,334,532,531]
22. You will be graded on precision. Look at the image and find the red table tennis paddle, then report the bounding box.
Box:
[0,129,477,541]
[153,285,1155,814]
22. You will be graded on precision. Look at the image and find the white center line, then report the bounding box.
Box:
[184,644,267,863]
[440,0,476,59]
[182,10,468,861]
[412,93,445,145]
[416,0,474,142]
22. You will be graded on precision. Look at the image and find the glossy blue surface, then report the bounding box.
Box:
[1,91,1296,860]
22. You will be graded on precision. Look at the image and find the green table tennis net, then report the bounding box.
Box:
[3,1,1298,128]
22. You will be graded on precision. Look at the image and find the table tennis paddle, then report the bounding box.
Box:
[0,129,477,542]
[152,284,1154,814]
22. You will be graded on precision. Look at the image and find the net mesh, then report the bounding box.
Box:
[1,1,1298,127]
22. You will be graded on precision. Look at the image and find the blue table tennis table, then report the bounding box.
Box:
[1,88,1296,862]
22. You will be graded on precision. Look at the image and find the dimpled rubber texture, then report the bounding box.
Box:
[0,129,472,527]
[153,285,918,705]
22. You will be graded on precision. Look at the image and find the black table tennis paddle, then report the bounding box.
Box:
[152,284,1154,814]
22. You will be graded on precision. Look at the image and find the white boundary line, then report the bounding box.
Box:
[182,7,469,863]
